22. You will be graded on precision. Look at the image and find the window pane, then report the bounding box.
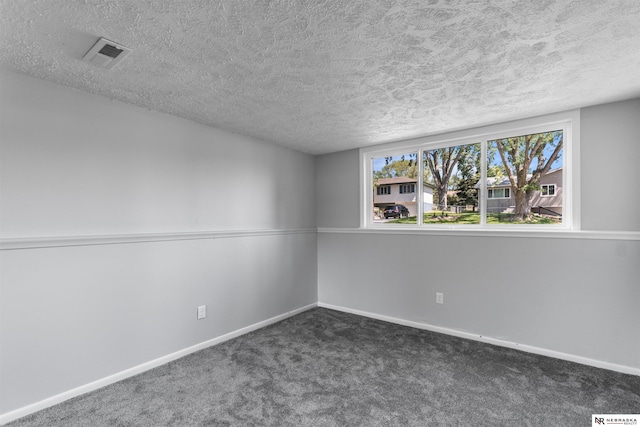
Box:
[487,130,563,224]
[423,143,481,224]
[372,153,418,224]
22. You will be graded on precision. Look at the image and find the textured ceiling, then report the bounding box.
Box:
[1,1,639,155]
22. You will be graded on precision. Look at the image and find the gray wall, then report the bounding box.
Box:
[581,99,640,231]
[317,99,640,371]
[0,71,317,415]
[315,149,360,228]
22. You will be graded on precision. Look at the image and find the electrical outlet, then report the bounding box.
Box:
[436,292,444,305]
[197,305,206,320]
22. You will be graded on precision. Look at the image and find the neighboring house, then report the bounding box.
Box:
[483,167,563,215]
[374,176,434,217]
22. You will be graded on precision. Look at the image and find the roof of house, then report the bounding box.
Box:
[485,176,512,187]
[376,177,436,189]
[376,177,416,185]
[480,167,563,188]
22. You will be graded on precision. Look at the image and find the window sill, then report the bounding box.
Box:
[318,227,640,241]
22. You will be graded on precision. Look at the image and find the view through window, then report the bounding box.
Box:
[423,142,481,224]
[486,130,563,224]
[372,152,418,224]
[367,127,566,227]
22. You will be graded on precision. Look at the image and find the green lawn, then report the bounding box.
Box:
[388,211,560,225]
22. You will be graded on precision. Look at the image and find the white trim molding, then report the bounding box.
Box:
[318,302,640,377]
[0,303,318,425]
[318,227,640,241]
[0,228,317,250]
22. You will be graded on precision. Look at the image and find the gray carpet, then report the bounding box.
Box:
[7,308,640,426]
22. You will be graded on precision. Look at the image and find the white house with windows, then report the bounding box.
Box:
[373,176,434,217]
[484,168,563,216]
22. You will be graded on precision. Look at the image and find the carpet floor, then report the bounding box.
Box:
[6,308,640,426]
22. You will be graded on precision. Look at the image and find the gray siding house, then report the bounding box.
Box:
[484,168,563,216]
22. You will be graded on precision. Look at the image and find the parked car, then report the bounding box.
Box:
[383,204,409,219]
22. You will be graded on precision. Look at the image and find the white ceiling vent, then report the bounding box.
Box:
[82,37,131,69]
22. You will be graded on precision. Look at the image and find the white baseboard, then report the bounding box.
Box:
[0,303,317,426]
[318,302,640,377]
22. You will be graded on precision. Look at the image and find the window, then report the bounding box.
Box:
[376,185,391,195]
[424,142,481,223]
[488,188,510,199]
[541,184,556,196]
[371,153,418,224]
[362,112,577,230]
[399,184,415,194]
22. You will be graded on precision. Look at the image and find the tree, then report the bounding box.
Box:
[374,157,417,180]
[455,144,481,211]
[493,131,563,220]
[425,145,476,209]
[446,192,460,208]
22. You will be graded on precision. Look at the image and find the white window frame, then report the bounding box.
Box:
[360,110,580,231]
[487,188,511,199]
[541,184,556,197]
